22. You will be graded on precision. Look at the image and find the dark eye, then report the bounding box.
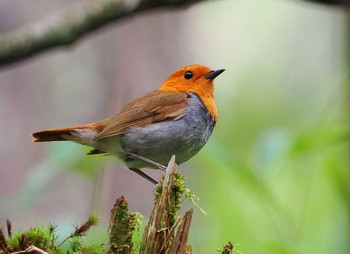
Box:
[184,71,193,80]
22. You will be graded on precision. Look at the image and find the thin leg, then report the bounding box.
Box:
[128,152,166,172]
[129,168,158,185]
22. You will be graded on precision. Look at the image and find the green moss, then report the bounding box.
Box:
[65,236,103,254]
[167,172,206,225]
[167,172,187,225]
[6,226,56,252]
[107,198,143,253]
[2,217,101,254]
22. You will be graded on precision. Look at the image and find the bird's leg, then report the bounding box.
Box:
[129,168,158,185]
[127,152,166,172]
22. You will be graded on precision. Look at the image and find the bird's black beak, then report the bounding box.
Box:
[205,69,225,80]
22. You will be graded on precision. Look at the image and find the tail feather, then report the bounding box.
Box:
[32,129,71,142]
[32,124,96,143]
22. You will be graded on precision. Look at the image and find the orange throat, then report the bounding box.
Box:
[197,91,218,121]
[158,87,218,120]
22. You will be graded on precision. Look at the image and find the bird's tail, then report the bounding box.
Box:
[32,124,97,144]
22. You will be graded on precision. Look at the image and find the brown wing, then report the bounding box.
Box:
[92,90,189,141]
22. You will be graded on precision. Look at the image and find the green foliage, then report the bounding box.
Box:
[66,236,103,254]
[6,227,54,252]
[1,217,103,254]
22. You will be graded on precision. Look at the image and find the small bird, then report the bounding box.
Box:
[32,65,224,184]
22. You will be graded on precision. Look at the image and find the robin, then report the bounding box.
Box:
[32,65,225,184]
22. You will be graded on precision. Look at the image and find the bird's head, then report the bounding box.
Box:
[159,65,224,95]
[158,64,225,120]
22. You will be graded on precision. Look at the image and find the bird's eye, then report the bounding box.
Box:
[184,71,193,80]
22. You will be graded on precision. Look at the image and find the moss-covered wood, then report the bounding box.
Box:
[139,155,193,254]
[105,196,141,254]
[0,156,233,254]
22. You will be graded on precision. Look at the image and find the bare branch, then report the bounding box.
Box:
[11,245,48,254]
[0,0,203,68]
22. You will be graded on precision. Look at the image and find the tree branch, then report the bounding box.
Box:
[0,0,347,68]
[304,0,350,5]
[0,0,203,68]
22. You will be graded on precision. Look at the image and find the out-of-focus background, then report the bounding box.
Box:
[0,0,349,253]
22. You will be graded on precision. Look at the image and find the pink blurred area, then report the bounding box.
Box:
[0,0,192,228]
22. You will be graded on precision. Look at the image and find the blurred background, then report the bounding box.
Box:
[0,0,349,253]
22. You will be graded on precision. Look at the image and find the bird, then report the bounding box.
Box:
[32,64,225,184]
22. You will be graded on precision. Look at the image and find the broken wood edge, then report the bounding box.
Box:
[139,155,194,253]
[169,208,193,254]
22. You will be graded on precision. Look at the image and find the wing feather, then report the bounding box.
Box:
[92,91,189,140]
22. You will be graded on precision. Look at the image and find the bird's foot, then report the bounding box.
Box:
[129,168,158,185]
[127,152,167,172]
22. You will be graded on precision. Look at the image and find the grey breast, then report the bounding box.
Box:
[121,92,216,169]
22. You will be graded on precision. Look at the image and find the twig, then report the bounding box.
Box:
[58,215,98,247]
[10,245,48,254]
[6,220,11,239]
[0,0,203,68]
[0,227,9,254]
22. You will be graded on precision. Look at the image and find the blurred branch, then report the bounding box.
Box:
[0,0,204,68]
[303,0,350,5]
[0,0,346,68]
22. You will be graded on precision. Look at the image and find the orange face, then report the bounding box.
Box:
[158,65,220,120]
